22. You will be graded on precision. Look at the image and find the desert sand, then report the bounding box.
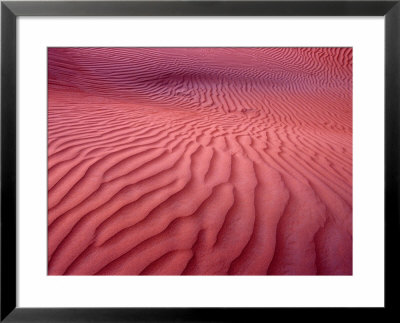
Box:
[48,48,352,275]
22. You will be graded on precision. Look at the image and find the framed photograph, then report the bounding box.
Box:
[1,0,399,321]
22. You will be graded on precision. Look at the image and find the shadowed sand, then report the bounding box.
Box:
[48,48,352,275]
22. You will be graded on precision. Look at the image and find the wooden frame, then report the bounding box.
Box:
[1,1,399,321]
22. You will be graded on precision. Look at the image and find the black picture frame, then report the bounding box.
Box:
[1,0,399,321]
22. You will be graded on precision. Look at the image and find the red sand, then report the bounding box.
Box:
[48,48,352,275]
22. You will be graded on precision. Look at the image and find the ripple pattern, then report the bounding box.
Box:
[48,48,352,275]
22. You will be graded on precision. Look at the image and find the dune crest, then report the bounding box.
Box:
[48,48,352,275]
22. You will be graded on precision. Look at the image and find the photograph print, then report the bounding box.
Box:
[47,47,352,276]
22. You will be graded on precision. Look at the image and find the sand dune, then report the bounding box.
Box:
[48,48,352,275]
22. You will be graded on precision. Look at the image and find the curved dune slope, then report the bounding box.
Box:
[48,48,352,275]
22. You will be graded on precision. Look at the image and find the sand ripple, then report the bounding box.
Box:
[48,48,352,275]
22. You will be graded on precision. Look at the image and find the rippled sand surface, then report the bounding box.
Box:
[48,48,352,275]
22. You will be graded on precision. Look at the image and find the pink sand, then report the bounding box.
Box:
[48,48,352,275]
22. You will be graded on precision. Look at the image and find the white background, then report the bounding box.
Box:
[17,17,384,307]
